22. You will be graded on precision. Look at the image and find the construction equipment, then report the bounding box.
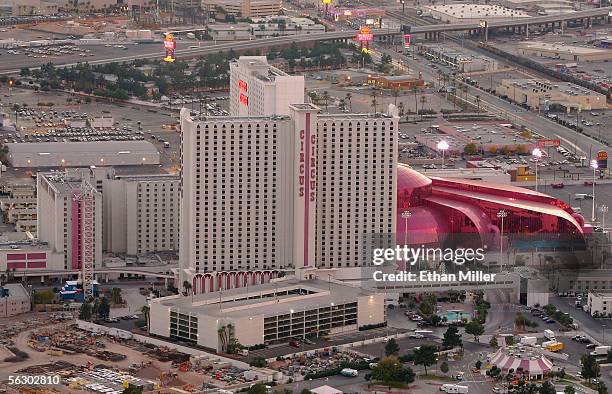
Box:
[72,181,96,300]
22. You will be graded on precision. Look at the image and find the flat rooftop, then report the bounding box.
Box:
[501,78,602,96]
[425,4,530,18]
[152,278,375,318]
[6,140,158,154]
[520,41,612,55]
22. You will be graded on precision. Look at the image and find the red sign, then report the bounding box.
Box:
[537,139,560,148]
[239,93,248,106]
[597,150,608,161]
[238,80,248,92]
[163,33,176,63]
[357,26,373,42]
[404,34,411,48]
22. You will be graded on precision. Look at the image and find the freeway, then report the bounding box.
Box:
[2,7,609,75]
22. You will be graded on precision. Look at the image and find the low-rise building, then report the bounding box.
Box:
[251,16,325,39]
[518,41,612,62]
[207,23,252,41]
[367,75,425,90]
[7,141,160,167]
[496,78,607,111]
[419,44,499,73]
[202,0,281,17]
[421,4,530,23]
[149,278,386,351]
[0,184,37,233]
[587,291,612,317]
[0,284,31,317]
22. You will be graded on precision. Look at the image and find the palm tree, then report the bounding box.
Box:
[392,87,400,106]
[397,102,405,117]
[182,280,192,295]
[437,70,443,87]
[370,90,378,113]
[461,84,469,100]
[141,305,150,329]
[475,95,481,113]
[420,95,428,119]
[322,91,330,112]
[411,86,419,117]
[345,92,352,112]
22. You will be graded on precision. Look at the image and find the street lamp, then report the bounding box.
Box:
[532,148,542,192]
[591,159,598,222]
[437,140,449,166]
[497,210,507,271]
[401,210,412,246]
[600,204,608,233]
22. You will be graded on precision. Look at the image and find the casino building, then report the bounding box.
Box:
[395,164,589,250]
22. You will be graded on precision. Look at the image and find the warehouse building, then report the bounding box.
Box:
[496,78,607,111]
[587,291,612,317]
[0,284,31,318]
[518,41,612,62]
[421,4,530,24]
[149,278,385,351]
[6,141,160,167]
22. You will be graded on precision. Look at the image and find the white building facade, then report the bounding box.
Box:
[37,170,103,271]
[179,105,398,292]
[229,56,305,117]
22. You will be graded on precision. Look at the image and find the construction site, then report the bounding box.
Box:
[0,313,274,393]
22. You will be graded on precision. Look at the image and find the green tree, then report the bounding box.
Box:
[33,289,55,304]
[371,356,415,383]
[419,293,437,318]
[515,314,530,330]
[79,302,92,321]
[607,349,612,363]
[464,143,478,155]
[183,280,192,295]
[98,297,110,320]
[122,386,143,394]
[442,326,462,348]
[539,381,556,394]
[465,320,485,342]
[20,68,31,77]
[413,344,438,375]
[440,361,449,375]
[385,338,400,356]
[248,384,268,394]
[564,386,576,394]
[249,357,267,368]
[110,287,123,304]
[141,305,150,328]
[505,336,515,346]
[596,382,608,394]
[581,355,601,380]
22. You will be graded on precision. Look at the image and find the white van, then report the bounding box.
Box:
[574,194,587,200]
[441,384,469,393]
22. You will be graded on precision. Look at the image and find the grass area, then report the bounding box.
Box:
[369,380,408,389]
[417,374,455,382]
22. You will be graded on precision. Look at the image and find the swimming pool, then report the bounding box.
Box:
[446,310,471,322]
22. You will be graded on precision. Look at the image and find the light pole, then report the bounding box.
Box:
[437,140,449,167]
[497,210,507,271]
[401,210,412,246]
[600,205,608,233]
[591,159,598,223]
[532,148,542,192]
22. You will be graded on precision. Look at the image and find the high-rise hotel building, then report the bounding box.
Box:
[229,56,305,117]
[180,102,398,292]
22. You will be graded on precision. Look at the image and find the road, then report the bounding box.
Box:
[374,43,610,159]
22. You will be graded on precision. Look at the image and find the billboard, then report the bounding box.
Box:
[163,33,176,63]
[597,150,608,169]
[537,139,561,148]
[357,26,373,42]
[404,34,411,49]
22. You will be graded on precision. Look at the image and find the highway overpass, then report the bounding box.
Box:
[1,7,609,76]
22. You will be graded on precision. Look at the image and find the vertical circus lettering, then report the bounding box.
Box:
[309,134,316,202]
[299,129,305,197]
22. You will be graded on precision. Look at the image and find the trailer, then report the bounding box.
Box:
[520,336,537,346]
[543,329,555,341]
[440,384,468,393]
[590,346,611,356]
